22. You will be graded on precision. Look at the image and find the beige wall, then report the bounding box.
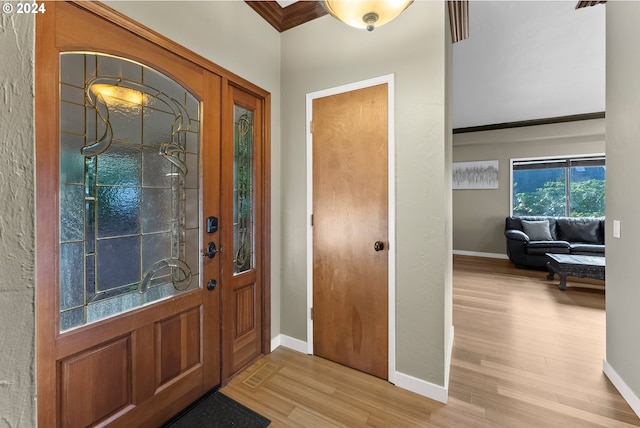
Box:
[453,119,605,256]
[0,13,36,427]
[280,1,452,385]
[606,1,640,406]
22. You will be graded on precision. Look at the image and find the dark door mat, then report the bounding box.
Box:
[163,391,270,428]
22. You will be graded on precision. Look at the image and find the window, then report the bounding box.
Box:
[511,155,605,217]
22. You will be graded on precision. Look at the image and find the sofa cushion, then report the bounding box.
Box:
[522,220,553,241]
[556,218,602,244]
[526,240,571,255]
[570,243,605,255]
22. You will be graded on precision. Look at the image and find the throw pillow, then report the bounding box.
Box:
[521,219,553,241]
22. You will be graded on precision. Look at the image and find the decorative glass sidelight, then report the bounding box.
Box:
[59,53,200,332]
[233,105,254,274]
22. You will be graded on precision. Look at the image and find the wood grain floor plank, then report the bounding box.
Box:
[287,406,347,428]
[220,255,640,427]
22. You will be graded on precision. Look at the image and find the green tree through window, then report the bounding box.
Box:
[512,156,605,217]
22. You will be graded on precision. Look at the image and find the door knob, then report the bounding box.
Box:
[207,279,217,291]
[201,241,218,259]
[374,241,385,252]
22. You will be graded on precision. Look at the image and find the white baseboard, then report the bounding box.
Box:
[393,326,453,405]
[270,335,281,352]
[445,326,454,391]
[453,250,509,260]
[274,334,308,354]
[394,371,448,404]
[275,333,451,404]
[603,359,640,418]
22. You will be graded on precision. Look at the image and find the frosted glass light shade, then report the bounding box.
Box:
[90,84,146,106]
[323,0,413,31]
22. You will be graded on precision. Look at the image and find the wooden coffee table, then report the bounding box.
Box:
[546,253,605,291]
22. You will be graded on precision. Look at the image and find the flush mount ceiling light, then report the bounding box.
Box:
[323,0,414,32]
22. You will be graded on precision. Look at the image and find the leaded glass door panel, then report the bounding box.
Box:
[221,85,265,379]
[60,52,201,331]
[36,4,221,427]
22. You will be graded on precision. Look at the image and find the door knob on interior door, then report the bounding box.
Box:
[374,241,385,251]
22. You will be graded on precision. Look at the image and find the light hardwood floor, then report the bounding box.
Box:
[220,255,640,427]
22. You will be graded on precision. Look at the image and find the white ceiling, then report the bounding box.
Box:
[276,0,298,7]
[275,1,606,129]
[453,1,605,129]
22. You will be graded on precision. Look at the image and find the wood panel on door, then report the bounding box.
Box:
[221,84,267,380]
[36,3,221,426]
[312,84,389,379]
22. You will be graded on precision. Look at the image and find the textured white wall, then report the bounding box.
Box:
[0,12,36,427]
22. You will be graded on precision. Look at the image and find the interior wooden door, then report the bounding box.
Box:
[36,3,221,426]
[312,84,389,379]
[221,84,267,379]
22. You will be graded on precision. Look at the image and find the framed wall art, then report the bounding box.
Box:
[453,160,499,189]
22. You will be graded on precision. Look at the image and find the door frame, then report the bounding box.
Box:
[305,74,396,383]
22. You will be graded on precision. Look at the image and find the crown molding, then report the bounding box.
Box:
[453,112,606,134]
[245,1,327,32]
[575,1,607,9]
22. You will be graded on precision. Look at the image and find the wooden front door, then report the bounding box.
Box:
[221,85,268,380]
[36,3,222,426]
[312,83,389,379]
